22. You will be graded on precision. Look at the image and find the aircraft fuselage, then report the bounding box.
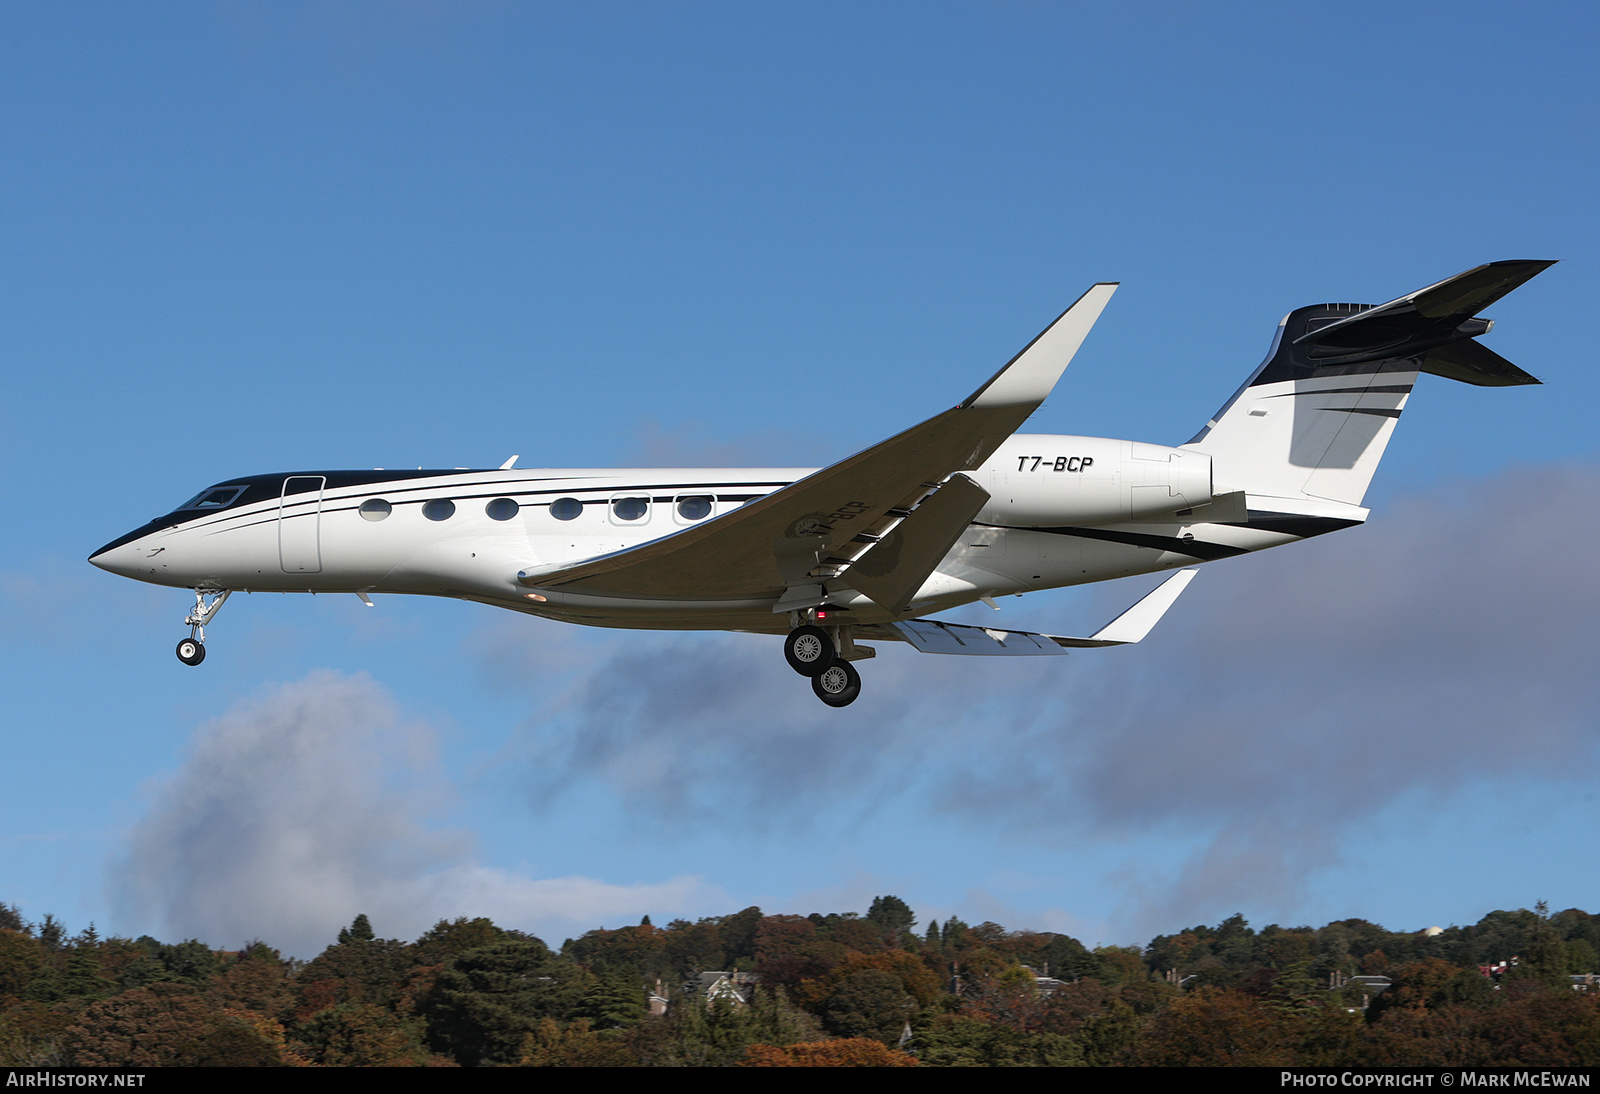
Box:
[89,432,1326,637]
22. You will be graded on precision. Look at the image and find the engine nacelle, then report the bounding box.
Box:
[976,435,1213,526]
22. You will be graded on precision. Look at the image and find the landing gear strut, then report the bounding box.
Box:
[177,589,231,667]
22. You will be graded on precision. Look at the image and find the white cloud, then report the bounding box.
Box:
[110,670,714,956]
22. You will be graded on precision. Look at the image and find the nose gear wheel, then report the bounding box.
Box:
[175,588,231,666]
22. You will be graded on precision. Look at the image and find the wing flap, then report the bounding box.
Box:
[844,473,991,613]
[886,618,1072,656]
[881,569,1197,655]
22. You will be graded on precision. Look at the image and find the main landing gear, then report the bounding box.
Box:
[176,589,231,667]
[784,618,869,707]
[783,625,834,676]
[811,661,861,707]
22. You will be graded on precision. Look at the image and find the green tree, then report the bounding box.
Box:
[718,907,764,969]
[821,968,915,1044]
[422,940,591,1066]
[337,914,375,945]
[912,1013,1083,1067]
[627,986,821,1067]
[867,896,915,944]
[296,1002,438,1066]
[1508,902,1570,989]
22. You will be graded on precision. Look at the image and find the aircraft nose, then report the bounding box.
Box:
[88,542,142,578]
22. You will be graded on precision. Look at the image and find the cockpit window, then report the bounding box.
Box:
[177,486,246,511]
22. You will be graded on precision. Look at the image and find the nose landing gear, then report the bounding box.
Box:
[177,589,231,667]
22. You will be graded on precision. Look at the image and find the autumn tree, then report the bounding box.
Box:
[62,983,282,1067]
[1133,986,1299,1067]
[518,1017,634,1067]
[741,1038,918,1066]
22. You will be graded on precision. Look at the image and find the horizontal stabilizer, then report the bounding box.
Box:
[884,569,1196,655]
[1409,259,1556,319]
[1422,339,1540,387]
[1291,260,1555,348]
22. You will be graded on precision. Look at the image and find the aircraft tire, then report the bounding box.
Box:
[176,638,206,666]
[784,625,834,677]
[811,660,860,707]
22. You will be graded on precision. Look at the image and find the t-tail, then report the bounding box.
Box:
[1184,260,1554,513]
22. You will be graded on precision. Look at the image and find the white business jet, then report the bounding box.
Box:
[90,261,1552,707]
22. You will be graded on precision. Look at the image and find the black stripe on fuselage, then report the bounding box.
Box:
[1328,407,1402,418]
[1217,512,1363,538]
[1029,526,1249,561]
[994,507,1361,562]
[1262,384,1415,398]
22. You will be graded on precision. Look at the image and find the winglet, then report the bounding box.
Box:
[1080,569,1197,645]
[962,282,1118,409]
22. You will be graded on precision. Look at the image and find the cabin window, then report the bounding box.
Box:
[549,497,583,521]
[422,499,456,521]
[675,495,713,521]
[611,496,649,522]
[485,498,519,521]
[359,499,392,522]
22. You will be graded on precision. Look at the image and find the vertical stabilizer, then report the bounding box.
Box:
[1184,260,1552,506]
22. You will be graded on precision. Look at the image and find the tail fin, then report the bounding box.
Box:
[1185,260,1553,506]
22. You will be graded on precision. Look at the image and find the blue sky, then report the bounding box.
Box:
[3,1,1596,958]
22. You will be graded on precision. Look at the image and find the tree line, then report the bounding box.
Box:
[0,898,1596,1066]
